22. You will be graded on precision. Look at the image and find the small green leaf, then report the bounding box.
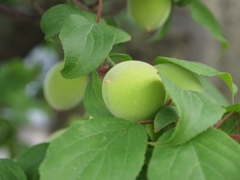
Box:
[40,4,84,40]
[190,0,228,52]
[108,26,131,44]
[0,159,27,180]
[149,74,225,147]
[154,56,237,102]
[83,71,113,117]
[148,128,240,180]
[219,115,238,134]
[109,53,132,62]
[59,14,115,78]
[40,118,148,180]
[17,143,49,180]
[154,106,179,133]
[225,103,240,113]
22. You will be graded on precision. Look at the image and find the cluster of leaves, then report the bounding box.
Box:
[1,1,240,180]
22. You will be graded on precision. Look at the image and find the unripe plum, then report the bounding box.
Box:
[154,63,204,93]
[102,61,166,122]
[43,61,88,111]
[128,0,172,31]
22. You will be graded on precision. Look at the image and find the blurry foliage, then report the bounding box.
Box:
[0,59,49,125]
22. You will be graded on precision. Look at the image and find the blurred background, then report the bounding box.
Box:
[0,0,239,158]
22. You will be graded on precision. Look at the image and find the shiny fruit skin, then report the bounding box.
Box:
[102,61,166,122]
[154,63,204,92]
[43,61,88,111]
[128,0,172,31]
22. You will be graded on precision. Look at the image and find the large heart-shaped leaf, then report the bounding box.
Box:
[40,117,148,180]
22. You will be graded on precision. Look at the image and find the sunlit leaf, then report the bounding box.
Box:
[148,128,240,180]
[0,159,27,180]
[40,117,148,180]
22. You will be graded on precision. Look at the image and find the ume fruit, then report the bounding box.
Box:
[102,61,166,122]
[43,61,88,111]
[128,0,172,31]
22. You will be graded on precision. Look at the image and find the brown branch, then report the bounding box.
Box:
[96,0,102,23]
[0,4,39,25]
[140,120,154,125]
[229,134,240,139]
[214,112,235,129]
[30,0,45,16]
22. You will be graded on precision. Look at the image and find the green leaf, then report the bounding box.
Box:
[197,76,229,106]
[189,0,228,52]
[17,143,49,180]
[154,106,179,133]
[148,9,172,41]
[225,103,240,113]
[154,56,237,102]
[219,115,238,134]
[83,71,113,117]
[0,159,27,180]
[40,4,84,40]
[108,26,131,44]
[149,74,225,147]
[148,128,240,180]
[109,53,132,62]
[40,117,148,180]
[59,14,115,78]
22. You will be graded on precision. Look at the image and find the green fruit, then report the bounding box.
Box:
[154,63,204,92]
[128,0,172,31]
[43,61,88,111]
[102,61,166,122]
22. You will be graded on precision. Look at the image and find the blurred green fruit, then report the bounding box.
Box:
[154,63,204,92]
[128,0,172,31]
[43,61,88,111]
[102,61,166,122]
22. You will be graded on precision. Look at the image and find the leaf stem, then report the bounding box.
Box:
[96,0,102,23]
[106,57,116,67]
[214,111,235,128]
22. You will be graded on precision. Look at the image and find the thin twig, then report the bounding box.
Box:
[140,120,154,125]
[30,0,44,16]
[229,134,240,139]
[214,112,235,128]
[0,4,39,24]
[96,0,102,23]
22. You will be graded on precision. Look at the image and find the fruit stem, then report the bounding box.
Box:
[106,56,116,67]
[214,111,235,128]
[96,0,102,23]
